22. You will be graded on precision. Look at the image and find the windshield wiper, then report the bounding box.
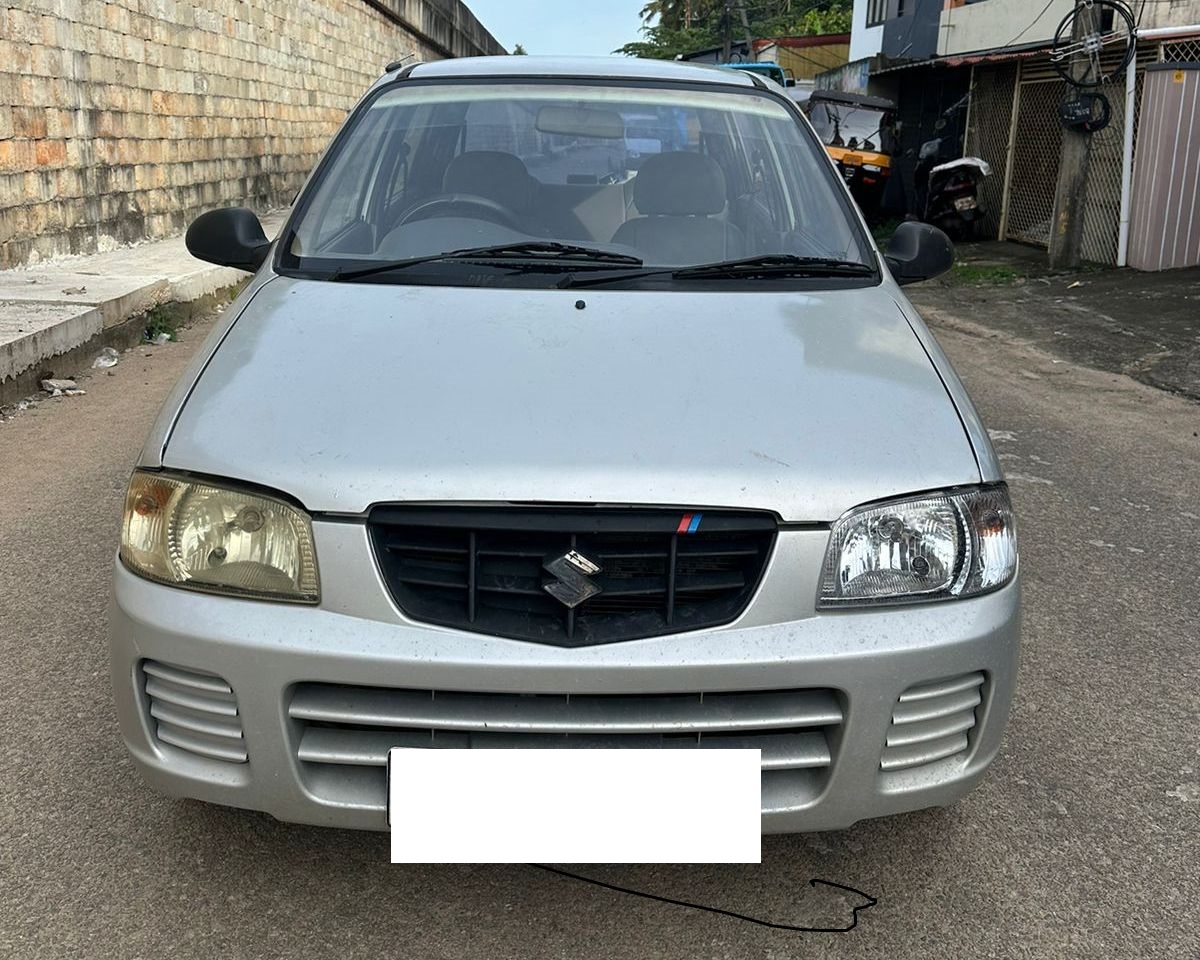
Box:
[330,241,642,281]
[671,254,876,280]
[562,254,875,288]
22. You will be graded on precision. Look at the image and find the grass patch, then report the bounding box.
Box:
[143,305,179,342]
[871,218,902,246]
[945,261,1023,285]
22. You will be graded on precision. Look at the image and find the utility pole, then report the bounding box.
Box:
[735,0,754,51]
[1048,3,1100,270]
[722,1,733,63]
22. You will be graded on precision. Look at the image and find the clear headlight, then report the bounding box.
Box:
[818,486,1016,607]
[120,471,319,603]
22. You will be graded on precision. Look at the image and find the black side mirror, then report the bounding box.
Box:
[884,221,954,285]
[185,207,271,272]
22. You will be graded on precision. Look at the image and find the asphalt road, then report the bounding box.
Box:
[1,303,1198,959]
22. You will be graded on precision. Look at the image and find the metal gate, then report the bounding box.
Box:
[1004,70,1064,249]
[963,63,1018,241]
[963,40,1185,265]
[1004,60,1131,263]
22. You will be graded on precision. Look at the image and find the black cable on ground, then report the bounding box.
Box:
[527,863,878,934]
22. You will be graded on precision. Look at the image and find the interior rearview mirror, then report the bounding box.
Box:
[536,106,625,140]
[185,207,271,273]
[884,221,954,286]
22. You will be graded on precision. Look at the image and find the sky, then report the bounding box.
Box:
[467,0,650,57]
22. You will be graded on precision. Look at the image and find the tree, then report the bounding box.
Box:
[639,0,720,32]
[512,43,528,55]
[616,0,851,59]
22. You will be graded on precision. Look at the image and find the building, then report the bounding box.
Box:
[940,0,1200,55]
[679,33,850,94]
[754,35,851,83]
[818,0,939,97]
[826,0,1200,268]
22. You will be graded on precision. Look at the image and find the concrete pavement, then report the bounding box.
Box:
[912,241,1200,402]
[0,210,287,401]
[0,296,1196,958]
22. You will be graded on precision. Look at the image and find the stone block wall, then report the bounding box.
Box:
[0,0,504,267]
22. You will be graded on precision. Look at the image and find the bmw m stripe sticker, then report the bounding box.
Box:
[677,513,703,534]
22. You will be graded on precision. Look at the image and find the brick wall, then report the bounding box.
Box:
[0,0,504,267]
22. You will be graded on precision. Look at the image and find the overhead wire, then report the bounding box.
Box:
[1001,0,1058,49]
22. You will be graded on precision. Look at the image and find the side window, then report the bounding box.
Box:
[732,110,793,245]
[303,110,390,251]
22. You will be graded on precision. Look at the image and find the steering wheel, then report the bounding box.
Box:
[397,193,522,231]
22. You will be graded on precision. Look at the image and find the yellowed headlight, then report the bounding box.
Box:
[120,471,319,603]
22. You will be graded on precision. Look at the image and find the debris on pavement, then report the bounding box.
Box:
[147,332,171,345]
[40,378,78,393]
[92,347,120,369]
[61,285,88,295]
[0,398,38,423]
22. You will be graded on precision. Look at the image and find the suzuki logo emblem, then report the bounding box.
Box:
[543,549,603,608]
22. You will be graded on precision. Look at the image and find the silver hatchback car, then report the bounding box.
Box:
[110,56,1019,833]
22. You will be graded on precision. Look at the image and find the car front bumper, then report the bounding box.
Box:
[109,522,1020,834]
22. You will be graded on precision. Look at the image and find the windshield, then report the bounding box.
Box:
[807,101,891,152]
[283,81,872,284]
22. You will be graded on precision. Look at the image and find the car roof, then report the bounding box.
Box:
[381,55,758,88]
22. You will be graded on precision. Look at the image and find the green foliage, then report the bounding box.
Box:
[143,305,178,342]
[512,43,528,55]
[871,218,903,246]
[616,0,851,59]
[946,261,1023,286]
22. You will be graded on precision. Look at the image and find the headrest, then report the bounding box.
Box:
[633,152,727,216]
[443,151,538,213]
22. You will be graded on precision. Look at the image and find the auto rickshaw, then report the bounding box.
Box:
[803,91,897,218]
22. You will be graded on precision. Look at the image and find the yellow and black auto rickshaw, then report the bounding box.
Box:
[803,91,897,218]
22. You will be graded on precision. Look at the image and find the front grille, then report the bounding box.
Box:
[289,683,842,812]
[880,672,984,772]
[368,507,777,646]
[141,660,247,763]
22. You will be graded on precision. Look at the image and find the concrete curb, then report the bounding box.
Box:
[0,210,286,405]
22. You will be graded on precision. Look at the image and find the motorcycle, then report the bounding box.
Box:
[913,136,991,241]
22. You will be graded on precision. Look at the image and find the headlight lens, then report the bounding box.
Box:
[819,486,1016,607]
[120,471,319,603]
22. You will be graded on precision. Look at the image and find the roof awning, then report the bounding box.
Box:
[872,41,1051,76]
[940,46,1053,68]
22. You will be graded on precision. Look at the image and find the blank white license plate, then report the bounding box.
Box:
[388,748,761,864]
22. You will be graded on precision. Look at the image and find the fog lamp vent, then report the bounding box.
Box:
[141,660,247,764]
[880,672,984,772]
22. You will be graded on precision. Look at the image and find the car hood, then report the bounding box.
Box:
[163,277,980,521]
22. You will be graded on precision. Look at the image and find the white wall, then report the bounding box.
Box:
[937,0,1074,57]
[850,0,885,61]
[1142,0,1200,30]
